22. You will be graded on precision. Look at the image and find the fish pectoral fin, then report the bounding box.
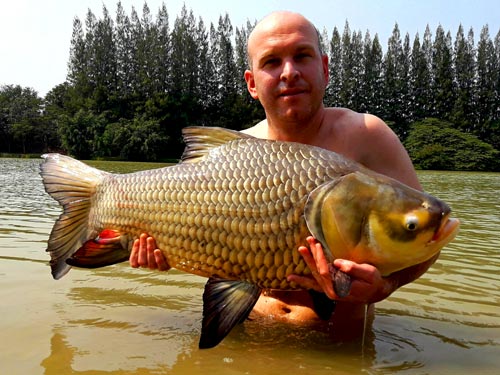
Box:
[304,178,345,261]
[199,278,261,349]
[66,229,129,268]
[329,264,352,298]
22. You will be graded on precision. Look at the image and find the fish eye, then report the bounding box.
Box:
[405,216,419,231]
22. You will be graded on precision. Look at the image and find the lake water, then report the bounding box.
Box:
[0,158,499,374]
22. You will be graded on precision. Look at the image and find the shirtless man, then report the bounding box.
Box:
[130,11,437,333]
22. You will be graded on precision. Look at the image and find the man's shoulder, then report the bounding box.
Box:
[325,107,381,125]
[321,108,399,161]
[324,108,389,136]
[241,120,267,138]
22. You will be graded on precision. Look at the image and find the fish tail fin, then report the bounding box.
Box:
[40,153,109,279]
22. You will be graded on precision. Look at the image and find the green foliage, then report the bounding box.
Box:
[11,121,34,154]
[0,84,44,153]
[58,109,106,159]
[102,116,168,161]
[404,118,500,171]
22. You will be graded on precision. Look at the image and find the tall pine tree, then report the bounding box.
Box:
[362,33,383,114]
[432,25,455,121]
[115,1,134,110]
[476,25,497,139]
[325,27,342,107]
[383,23,408,136]
[452,25,476,131]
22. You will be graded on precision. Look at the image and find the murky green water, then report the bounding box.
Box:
[0,158,498,374]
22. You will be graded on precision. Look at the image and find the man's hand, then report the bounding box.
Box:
[287,236,395,303]
[129,233,171,271]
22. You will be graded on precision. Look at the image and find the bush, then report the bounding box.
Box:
[404,118,499,171]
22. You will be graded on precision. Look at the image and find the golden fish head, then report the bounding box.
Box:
[305,171,460,276]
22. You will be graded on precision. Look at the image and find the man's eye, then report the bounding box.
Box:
[296,53,311,60]
[264,58,279,66]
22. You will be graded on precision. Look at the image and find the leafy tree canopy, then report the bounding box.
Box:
[404,118,499,171]
[1,1,499,171]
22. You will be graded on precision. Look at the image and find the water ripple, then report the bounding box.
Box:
[1,159,499,374]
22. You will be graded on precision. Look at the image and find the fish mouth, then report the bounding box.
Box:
[428,214,460,246]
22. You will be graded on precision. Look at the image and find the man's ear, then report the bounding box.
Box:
[244,69,259,99]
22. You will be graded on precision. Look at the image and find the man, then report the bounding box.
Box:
[130,11,437,334]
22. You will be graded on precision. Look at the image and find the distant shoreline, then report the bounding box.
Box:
[0,154,178,164]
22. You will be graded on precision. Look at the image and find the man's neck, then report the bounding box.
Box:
[266,109,327,145]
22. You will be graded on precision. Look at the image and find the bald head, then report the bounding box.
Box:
[247,11,323,69]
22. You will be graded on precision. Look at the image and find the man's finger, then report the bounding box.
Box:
[306,237,329,276]
[138,233,148,266]
[130,239,140,268]
[287,274,322,292]
[298,245,317,271]
[334,259,377,284]
[154,249,171,271]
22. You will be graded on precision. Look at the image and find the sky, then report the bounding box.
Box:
[1,0,499,97]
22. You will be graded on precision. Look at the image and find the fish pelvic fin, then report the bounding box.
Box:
[199,278,261,349]
[181,126,254,163]
[40,153,109,280]
[308,268,352,320]
[66,229,129,268]
[309,290,337,320]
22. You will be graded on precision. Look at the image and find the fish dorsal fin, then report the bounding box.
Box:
[181,126,254,163]
[199,278,261,349]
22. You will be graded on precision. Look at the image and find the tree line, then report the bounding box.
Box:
[1,1,499,169]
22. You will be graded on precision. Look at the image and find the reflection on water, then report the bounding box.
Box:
[0,158,499,374]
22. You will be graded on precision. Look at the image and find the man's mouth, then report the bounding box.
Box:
[279,88,305,97]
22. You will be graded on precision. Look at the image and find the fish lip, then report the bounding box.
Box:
[428,213,460,245]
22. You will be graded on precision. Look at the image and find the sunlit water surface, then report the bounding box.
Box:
[0,158,498,374]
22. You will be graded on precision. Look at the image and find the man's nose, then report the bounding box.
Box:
[280,60,300,82]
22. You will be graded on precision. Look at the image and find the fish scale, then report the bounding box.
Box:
[89,138,351,289]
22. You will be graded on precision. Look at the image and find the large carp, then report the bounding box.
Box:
[40,126,459,348]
